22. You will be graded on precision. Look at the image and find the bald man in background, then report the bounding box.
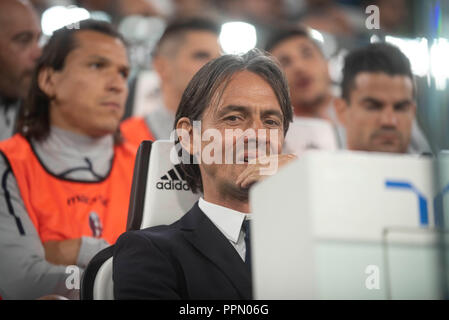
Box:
[0,0,42,140]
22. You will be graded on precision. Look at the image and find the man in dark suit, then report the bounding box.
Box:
[113,49,296,299]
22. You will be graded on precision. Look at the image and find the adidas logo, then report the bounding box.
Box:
[156,164,190,191]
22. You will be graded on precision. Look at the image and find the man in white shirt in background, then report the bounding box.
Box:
[266,26,339,157]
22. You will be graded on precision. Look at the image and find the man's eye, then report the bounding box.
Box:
[265,119,281,126]
[89,62,104,69]
[395,104,410,112]
[17,37,31,44]
[193,52,211,60]
[13,34,33,47]
[120,69,129,79]
[279,57,291,67]
[365,104,381,111]
[301,48,314,59]
[224,115,241,122]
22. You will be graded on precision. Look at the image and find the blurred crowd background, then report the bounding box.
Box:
[25,0,449,152]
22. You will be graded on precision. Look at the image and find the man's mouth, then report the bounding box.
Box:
[101,102,121,110]
[371,130,402,145]
[241,151,258,164]
[295,76,313,89]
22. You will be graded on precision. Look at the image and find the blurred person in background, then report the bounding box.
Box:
[217,0,286,48]
[297,0,364,37]
[0,20,136,299]
[335,42,424,154]
[0,0,42,141]
[267,26,333,121]
[266,26,339,156]
[76,0,160,20]
[365,0,409,35]
[121,17,222,145]
[171,0,220,19]
[29,0,47,12]
[220,0,284,25]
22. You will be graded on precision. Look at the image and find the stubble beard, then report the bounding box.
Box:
[202,164,250,204]
[218,180,249,202]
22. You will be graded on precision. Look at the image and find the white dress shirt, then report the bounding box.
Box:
[283,116,339,157]
[198,197,251,262]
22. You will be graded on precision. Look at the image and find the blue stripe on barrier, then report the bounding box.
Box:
[385,180,429,226]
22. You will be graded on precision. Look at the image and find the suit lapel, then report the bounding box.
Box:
[180,202,252,299]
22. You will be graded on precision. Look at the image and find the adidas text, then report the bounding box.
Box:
[156,180,190,191]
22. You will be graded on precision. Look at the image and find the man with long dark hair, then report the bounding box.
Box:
[113,49,296,299]
[0,20,136,299]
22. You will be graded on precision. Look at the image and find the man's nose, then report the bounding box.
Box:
[107,71,127,93]
[291,57,307,73]
[247,119,271,144]
[379,107,398,127]
[27,41,42,67]
[32,44,42,61]
[252,118,265,129]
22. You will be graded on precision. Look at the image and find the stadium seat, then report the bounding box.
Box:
[80,245,115,300]
[80,140,199,300]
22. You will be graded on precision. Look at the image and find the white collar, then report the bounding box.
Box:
[198,197,251,244]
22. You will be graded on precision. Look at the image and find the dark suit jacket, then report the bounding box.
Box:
[113,202,252,299]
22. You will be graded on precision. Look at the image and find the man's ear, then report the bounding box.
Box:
[38,67,58,99]
[334,97,349,126]
[176,117,195,155]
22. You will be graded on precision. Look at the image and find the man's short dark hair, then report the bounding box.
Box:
[174,48,293,194]
[16,19,126,142]
[265,25,322,54]
[154,17,220,57]
[341,42,414,102]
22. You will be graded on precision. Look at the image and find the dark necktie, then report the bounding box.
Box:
[242,219,251,271]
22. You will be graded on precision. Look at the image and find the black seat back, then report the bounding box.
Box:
[80,140,152,300]
[126,140,153,231]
